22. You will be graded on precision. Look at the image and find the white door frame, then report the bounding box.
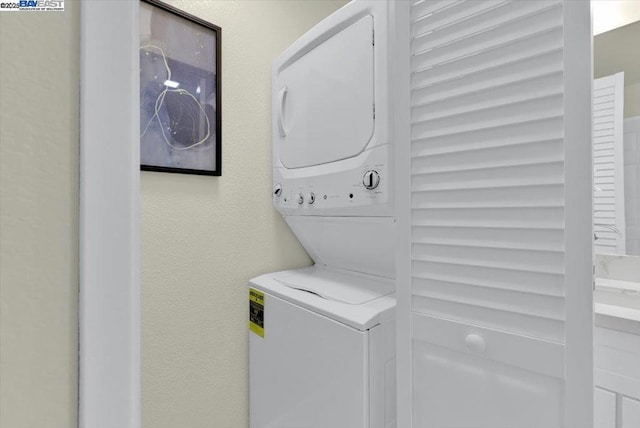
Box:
[79,1,141,427]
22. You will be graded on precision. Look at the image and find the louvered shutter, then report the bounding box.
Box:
[395,1,593,427]
[594,72,626,254]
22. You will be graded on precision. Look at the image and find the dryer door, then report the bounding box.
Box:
[275,15,375,169]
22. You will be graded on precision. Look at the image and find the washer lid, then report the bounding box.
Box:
[249,267,395,331]
[273,267,392,305]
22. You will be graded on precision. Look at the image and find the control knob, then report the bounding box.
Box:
[362,170,380,190]
[296,193,304,204]
[307,193,315,204]
[273,184,282,197]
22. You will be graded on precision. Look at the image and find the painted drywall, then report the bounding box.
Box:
[592,0,640,35]
[626,82,640,118]
[141,1,346,427]
[594,21,640,118]
[0,4,79,428]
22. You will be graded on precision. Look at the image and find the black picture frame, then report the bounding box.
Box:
[140,0,222,176]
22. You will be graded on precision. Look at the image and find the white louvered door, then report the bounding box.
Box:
[594,72,626,254]
[395,1,593,428]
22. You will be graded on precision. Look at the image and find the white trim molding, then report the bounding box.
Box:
[563,1,594,427]
[393,1,412,427]
[79,1,141,427]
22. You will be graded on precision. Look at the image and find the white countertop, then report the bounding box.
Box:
[594,278,640,334]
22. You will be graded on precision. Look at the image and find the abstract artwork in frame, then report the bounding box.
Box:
[140,0,221,176]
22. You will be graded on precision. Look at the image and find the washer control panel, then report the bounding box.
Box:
[273,145,390,215]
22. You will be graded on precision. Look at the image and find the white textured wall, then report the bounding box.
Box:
[0,4,79,428]
[142,1,346,427]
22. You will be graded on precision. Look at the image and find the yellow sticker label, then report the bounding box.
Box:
[249,288,264,338]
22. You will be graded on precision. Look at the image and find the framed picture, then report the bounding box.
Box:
[139,0,221,176]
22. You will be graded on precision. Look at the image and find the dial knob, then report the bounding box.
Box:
[273,184,282,197]
[362,170,380,190]
[296,193,304,204]
[307,193,315,204]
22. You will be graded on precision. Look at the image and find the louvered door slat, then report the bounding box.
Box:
[594,73,626,254]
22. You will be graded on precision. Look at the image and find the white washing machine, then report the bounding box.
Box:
[249,267,395,428]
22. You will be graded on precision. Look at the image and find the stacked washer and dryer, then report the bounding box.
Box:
[247,0,597,427]
[249,1,397,427]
